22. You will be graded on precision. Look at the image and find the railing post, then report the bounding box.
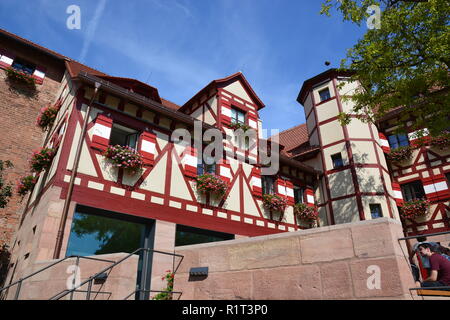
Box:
[70,257,80,301]
[86,279,93,300]
[14,280,22,300]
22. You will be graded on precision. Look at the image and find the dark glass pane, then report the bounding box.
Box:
[401,181,425,201]
[387,135,399,149]
[196,164,202,175]
[175,225,234,247]
[370,204,382,219]
[398,134,409,147]
[294,188,304,204]
[66,211,145,257]
[12,59,35,75]
[262,176,274,194]
[319,88,331,102]
[109,127,129,147]
[332,153,344,168]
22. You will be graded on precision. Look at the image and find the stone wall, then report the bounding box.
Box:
[174,218,417,300]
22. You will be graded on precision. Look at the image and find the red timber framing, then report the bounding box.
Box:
[27,81,321,240]
[383,136,450,236]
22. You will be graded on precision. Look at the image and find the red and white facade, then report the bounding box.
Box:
[2,31,448,298]
[296,69,449,237]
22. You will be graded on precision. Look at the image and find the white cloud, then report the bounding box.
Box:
[79,0,107,63]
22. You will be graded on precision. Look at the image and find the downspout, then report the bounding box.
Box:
[53,82,101,259]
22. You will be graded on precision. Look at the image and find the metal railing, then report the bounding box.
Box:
[0,255,115,300]
[398,230,450,299]
[50,248,184,300]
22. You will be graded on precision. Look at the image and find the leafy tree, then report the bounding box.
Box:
[321,0,449,135]
[0,160,13,209]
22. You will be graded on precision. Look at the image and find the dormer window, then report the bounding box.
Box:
[231,107,245,125]
[11,58,36,75]
[318,88,331,102]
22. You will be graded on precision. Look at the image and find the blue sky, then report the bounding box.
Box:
[0,0,366,133]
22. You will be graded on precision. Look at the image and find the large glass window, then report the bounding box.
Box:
[109,123,139,149]
[401,181,426,202]
[388,133,409,149]
[175,225,234,247]
[66,206,147,257]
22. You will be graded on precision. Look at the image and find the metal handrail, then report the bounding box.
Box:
[0,255,115,300]
[123,289,183,301]
[49,248,184,300]
[398,230,450,241]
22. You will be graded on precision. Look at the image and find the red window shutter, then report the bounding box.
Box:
[305,187,315,207]
[250,167,262,197]
[138,131,156,166]
[91,114,113,151]
[181,146,198,178]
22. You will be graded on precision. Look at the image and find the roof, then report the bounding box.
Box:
[273,123,321,160]
[180,72,265,111]
[297,68,354,105]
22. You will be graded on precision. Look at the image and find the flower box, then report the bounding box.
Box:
[5,67,36,89]
[16,175,37,196]
[30,147,56,173]
[294,203,319,221]
[36,103,60,131]
[195,174,228,197]
[262,194,288,213]
[386,146,413,163]
[400,199,430,220]
[229,122,252,132]
[294,203,319,228]
[429,133,450,150]
[103,145,144,174]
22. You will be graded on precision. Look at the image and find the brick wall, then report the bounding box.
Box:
[0,36,64,247]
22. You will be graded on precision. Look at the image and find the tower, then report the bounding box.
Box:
[297,69,400,225]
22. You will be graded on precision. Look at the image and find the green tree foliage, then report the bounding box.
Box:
[0,160,13,209]
[321,0,449,135]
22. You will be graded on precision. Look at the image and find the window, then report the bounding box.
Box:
[331,153,344,169]
[65,206,148,257]
[11,58,36,75]
[387,133,409,149]
[109,123,139,149]
[370,204,383,219]
[401,181,426,202]
[262,176,275,195]
[231,107,245,125]
[318,88,331,102]
[175,225,234,247]
[197,156,216,175]
[294,187,304,204]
